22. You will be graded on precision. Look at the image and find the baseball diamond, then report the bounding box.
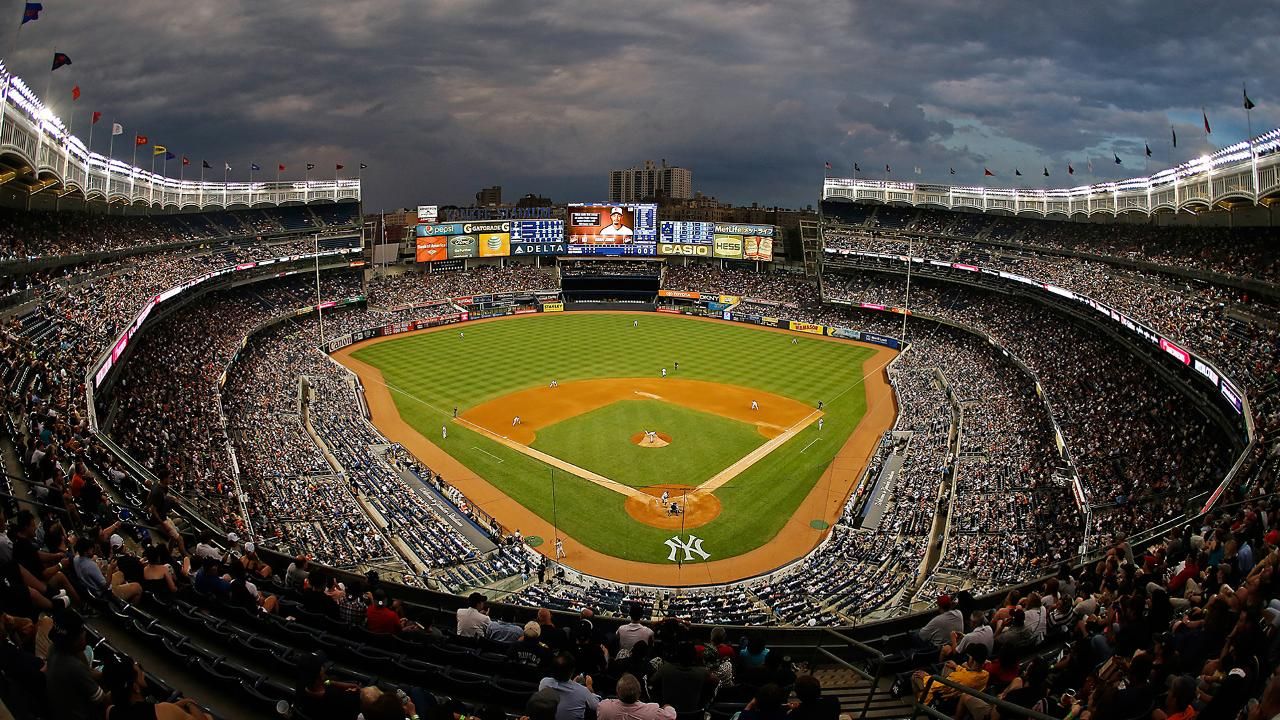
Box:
[336,311,897,584]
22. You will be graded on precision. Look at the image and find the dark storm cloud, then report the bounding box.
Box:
[5,0,1276,208]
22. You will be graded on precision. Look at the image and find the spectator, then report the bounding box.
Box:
[786,675,839,720]
[45,611,107,720]
[597,673,675,720]
[650,642,711,713]
[457,592,491,638]
[102,654,213,719]
[617,602,654,657]
[538,652,600,720]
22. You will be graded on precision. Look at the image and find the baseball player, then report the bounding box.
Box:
[512,415,521,426]
[674,361,679,372]
[661,367,667,378]
[791,337,798,345]
[751,400,759,411]
[660,490,670,506]
[633,319,639,328]
[818,418,824,431]
[453,407,458,418]
[441,425,447,440]
[555,538,566,559]
[549,379,558,388]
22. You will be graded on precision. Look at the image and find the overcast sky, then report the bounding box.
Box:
[4,0,1276,209]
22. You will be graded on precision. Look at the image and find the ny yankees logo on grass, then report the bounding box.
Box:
[664,535,710,562]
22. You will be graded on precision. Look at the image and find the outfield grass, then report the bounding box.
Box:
[351,312,879,564]
[530,399,766,488]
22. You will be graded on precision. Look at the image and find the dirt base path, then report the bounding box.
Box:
[462,378,811,444]
[332,311,898,587]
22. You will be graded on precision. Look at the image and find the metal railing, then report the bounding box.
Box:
[913,673,1058,720]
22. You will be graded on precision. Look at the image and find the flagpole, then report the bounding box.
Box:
[149,149,157,205]
[1244,83,1258,203]
[86,111,94,188]
[130,133,138,203]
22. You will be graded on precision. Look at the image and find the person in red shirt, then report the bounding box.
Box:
[365,589,401,634]
[1168,552,1200,595]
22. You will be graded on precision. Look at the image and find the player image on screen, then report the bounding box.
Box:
[569,206,635,245]
[598,207,633,240]
[566,203,657,255]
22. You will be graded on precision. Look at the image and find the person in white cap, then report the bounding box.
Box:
[598,207,633,241]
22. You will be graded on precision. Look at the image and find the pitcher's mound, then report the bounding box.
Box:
[630,431,672,448]
[624,484,721,529]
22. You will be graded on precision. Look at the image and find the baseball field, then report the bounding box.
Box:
[334,311,896,585]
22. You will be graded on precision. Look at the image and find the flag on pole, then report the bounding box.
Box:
[913,166,922,175]
[1145,144,1152,157]
[152,145,166,156]
[1114,153,1122,165]
[91,111,101,124]
[984,168,994,176]
[359,163,368,169]
[1243,84,1256,110]
[1171,126,1177,148]
[164,151,174,161]
[335,164,344,170]
[51,52,72,71]
[1043,167,1049,177]
[135,134,147,145]
[71,85,80,101]
[182,156,190,166]
[224,162,231,171]
[21,3,42,24]
[1203,108,1211,134]
[823,161,831,170]
[306,163,315,171]
[278,164,285,172]
[112,123,123,135]
[202,160,211,169]
[949,168,955,175]
[1015,168,1022,176]
[1068,164,1074,175]
[1087,159,1094,173]
[854,163,861,172]
[885,164,890,174]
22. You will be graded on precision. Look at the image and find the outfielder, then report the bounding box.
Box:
[661,367,667,378]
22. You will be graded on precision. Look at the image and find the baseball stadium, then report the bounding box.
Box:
[2,4,1280,719]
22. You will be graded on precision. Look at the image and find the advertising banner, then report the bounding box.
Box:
[417,222,467,236]
[477,232,511,257]
[713,234,744,259]
[417,205,438,223]
[658,290,701,300]
[743,235,773,261]
[415,236,448,263]
[719,295,741,305]
[542,302,565,313]
[656,306,683,314]
[658,242,712,257]
[446,234,479,259]
[788,320,825,335]
[511,242,567,256]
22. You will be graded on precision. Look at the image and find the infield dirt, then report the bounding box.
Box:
[332,311,898,586]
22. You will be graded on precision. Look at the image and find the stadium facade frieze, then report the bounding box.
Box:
[823,128,1280,217]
